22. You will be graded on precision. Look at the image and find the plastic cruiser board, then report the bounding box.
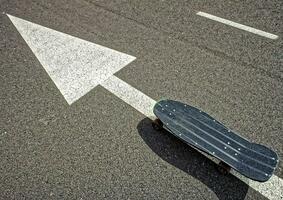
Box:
[152,99,278,182]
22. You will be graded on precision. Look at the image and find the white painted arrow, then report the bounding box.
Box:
[7,14,283,200]
[7,14,138,105]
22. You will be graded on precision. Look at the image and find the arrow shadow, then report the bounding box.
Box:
[137,118,249,200]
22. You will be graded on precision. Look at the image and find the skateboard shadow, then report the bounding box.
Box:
[137,118,249,200]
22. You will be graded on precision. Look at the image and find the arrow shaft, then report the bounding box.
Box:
[100,75,156,120]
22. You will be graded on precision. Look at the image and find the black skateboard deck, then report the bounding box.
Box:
[153,99,278,182]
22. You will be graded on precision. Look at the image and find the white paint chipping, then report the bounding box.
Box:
[7,14,282,200]
[101,75,156,119]
[7,14,136,104]
[197,11,278,40]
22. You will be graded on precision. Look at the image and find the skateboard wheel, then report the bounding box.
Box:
[217,161,231,175]
[152,118,163,131]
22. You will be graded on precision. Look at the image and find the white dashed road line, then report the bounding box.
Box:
[196,11,279,40]
[7,14,283,200]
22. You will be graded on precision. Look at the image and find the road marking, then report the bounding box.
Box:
[232,172,283,200]
[7,14,136,104]
[196,11,278,40]
[101,75,156,119]
[7,14,282,200]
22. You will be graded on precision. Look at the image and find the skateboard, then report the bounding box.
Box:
[152,99,278,182]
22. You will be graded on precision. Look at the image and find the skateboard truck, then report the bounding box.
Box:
[152,118,163,131]
[217,161,231,175]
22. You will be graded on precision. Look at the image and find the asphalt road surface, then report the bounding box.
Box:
[1,0,282,199]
